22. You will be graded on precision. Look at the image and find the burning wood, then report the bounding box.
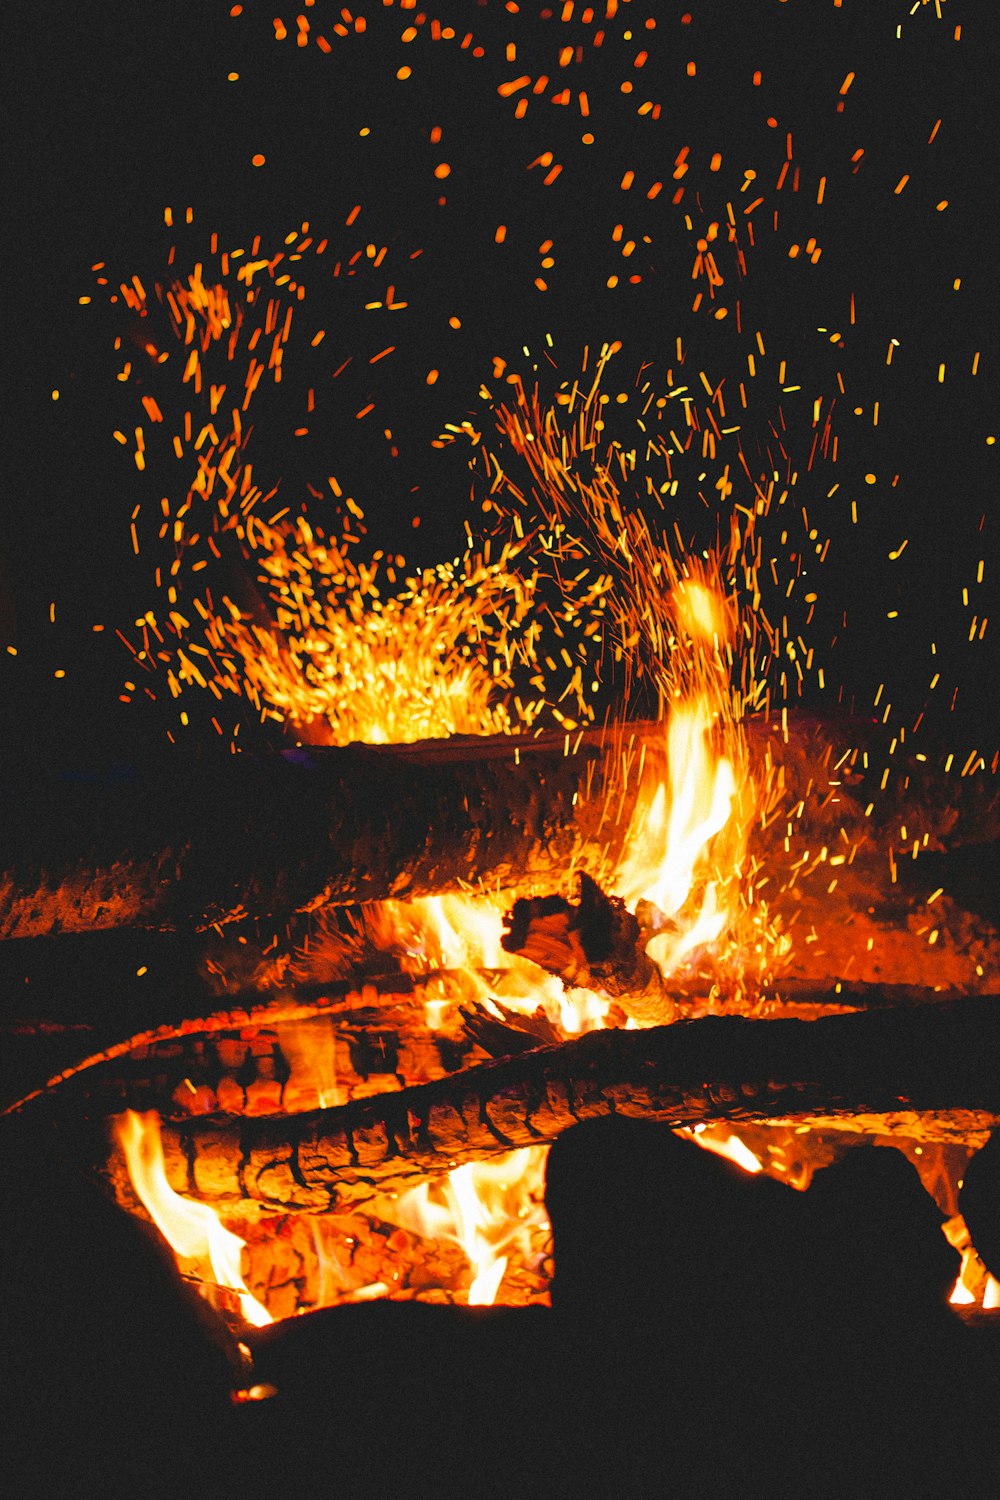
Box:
[115,1109,271,1326]
[104,997,1000,1217]
[501,870,685,1026]
[4,373,996,1325]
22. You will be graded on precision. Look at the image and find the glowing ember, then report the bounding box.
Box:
[115,1110,272,1327]
[200,519,597,745]
[381,1146,550,1308]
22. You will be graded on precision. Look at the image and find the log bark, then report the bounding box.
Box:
[2,970,485,1118]
[103,995,1000,1214]
[0,725,668,940]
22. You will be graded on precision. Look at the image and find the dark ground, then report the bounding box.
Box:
[4,1114,1000,1499]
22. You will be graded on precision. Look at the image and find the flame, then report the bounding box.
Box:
[672,578,728,642]
[386,1146,549,1307]
[345,559,764,1303]
[115,1110,272,1327]
[275,1018,341,1111]
[614,577,756,991]
[950,1265,1000,1309]
[360,894,603,1306]
[942,1213,1000,1310]
[623,705,738,960]
[681,1123,764,1174]
[371,892,611,1036]
[382,892,510,973]
[482,377,768,1002]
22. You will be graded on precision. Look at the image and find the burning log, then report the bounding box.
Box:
[105,995,1000,1214]
[0,726,665,940]
[502,870,677,1026]
[0,953,456,1117]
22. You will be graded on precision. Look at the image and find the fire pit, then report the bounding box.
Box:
[3,378,999,1321]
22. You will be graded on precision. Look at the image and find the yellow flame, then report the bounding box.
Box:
[615,584,753,990]
[681,1123,763,1174]
[386,1146,549,1307]
[372,893,611,1035]
[115,1110,272,1327]
[624,705,737,916]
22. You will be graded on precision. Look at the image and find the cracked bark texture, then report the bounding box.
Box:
[103,995,1000,1215]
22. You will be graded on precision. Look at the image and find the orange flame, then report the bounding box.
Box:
[372,893,611,1036]
[614,576,757,996]
[115,1110,272,1327]
[385,1146,549,1306]
[680,1123,763,1174]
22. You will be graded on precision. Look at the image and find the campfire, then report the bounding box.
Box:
[4,361,997,1335]
[4,289,999,1500]
[8,2,998,1490]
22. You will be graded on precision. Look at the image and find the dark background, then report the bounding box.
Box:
[2,0,997,765]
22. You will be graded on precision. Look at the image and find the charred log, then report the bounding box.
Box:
[2,971,491,1118]
[3,714,996,1018]
[0,723,656,936]
[0,726,664,940]
[502,871,677,1026]
[102,995,1000,1214]
[3,907,987,1117]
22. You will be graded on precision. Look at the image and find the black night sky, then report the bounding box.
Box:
[3,0,997,767]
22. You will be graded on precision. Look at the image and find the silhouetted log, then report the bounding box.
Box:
[0,726,668,941]
[105,995,1000,1214]
[0,709,890,943]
